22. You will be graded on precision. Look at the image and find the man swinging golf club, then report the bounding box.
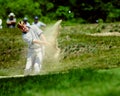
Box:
[17,21,49,75]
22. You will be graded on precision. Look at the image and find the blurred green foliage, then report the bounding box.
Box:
[0,0,120,27]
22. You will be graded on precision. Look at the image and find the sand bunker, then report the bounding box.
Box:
[90,32,120,36]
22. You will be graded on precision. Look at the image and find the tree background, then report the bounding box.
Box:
[0,0,120,27]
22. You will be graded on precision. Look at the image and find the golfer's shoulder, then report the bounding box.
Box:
[30,25,38,29]
[30,25,42,32]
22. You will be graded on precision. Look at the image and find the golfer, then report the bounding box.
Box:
[17,21,49,75]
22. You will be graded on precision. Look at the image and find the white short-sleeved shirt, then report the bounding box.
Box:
[6,18,16,28]
[22,25,43,49]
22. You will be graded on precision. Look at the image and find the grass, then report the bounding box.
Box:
[0,22,120,96]
[0,68,120,96]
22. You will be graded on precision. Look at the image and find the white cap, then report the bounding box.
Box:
[8,12,15,17]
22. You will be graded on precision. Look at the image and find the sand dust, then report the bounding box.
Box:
[43,20,62,62]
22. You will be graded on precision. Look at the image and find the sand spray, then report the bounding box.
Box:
[43,20,62,63]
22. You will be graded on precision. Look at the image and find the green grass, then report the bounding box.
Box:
[0,22,120,96]
[0,68,120,96]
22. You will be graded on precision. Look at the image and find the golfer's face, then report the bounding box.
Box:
[20,24,28,32]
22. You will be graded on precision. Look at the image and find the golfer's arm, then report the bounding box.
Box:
[33,34,49,45]
[32,39,47,45]
[40,34,47,42]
